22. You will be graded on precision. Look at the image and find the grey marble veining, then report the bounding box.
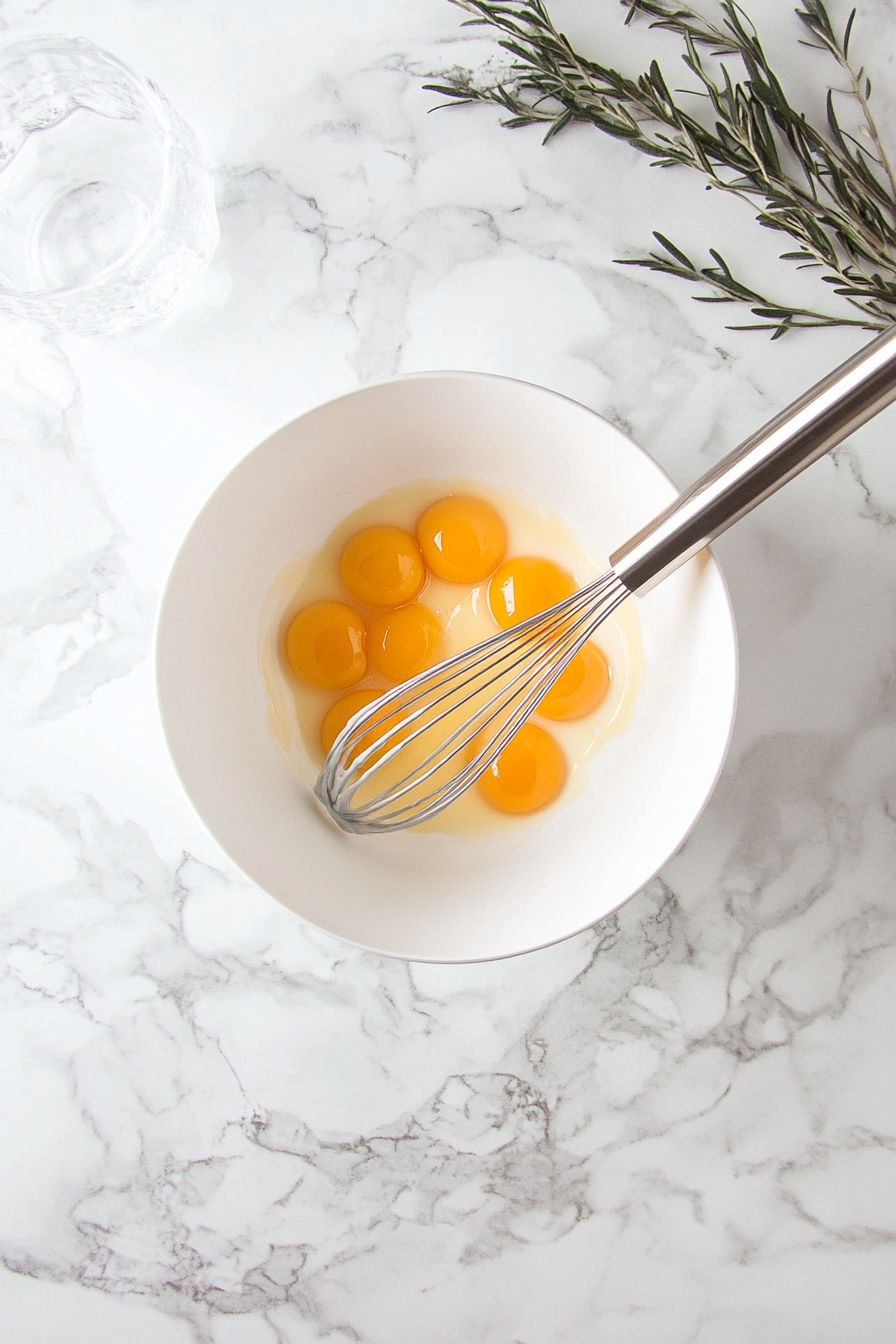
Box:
[2,1,896,1340]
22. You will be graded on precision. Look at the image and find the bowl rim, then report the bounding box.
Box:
[155,368,739,962]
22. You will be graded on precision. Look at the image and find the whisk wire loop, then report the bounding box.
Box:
[316,569,630,833]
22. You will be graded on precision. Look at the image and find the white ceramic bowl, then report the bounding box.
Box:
[156,373,737,962]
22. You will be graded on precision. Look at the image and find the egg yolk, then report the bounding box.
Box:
[537,642,612,721]
[476,722,567,815]
[322,689,413,769]
[320,689,382,756]
[285,601,366,689]
[367,603,443,683]
[339,526,425,607]
[488,556,576,629]
[416,495,507,583]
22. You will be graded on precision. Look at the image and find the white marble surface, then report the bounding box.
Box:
[3,0,896,1339]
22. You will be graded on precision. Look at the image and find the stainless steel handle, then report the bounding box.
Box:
[610,326,896,595]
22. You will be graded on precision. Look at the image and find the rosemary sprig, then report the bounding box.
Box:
[426,0,896,337]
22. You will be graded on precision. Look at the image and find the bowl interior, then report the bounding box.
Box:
[156,373,737,961]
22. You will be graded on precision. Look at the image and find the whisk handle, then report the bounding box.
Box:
[610,325,896,596]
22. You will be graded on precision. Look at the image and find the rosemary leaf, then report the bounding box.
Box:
[426,0,896,335]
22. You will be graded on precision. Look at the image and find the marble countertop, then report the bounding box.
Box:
[3,1,896,1340]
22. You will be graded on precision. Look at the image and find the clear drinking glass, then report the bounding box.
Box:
[0,35,219,335]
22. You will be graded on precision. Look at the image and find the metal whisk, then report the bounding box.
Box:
[316,327,896,835]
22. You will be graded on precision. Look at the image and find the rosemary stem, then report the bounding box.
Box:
[430,0,896,336]
[847,73,896,216]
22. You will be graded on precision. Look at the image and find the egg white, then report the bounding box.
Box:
[258,478,644,837]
